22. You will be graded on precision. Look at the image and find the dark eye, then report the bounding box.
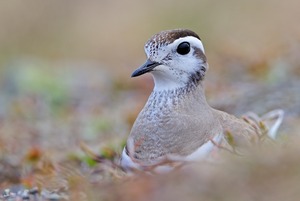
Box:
[176,42,190,55]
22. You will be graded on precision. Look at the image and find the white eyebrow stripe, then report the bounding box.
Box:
[172,36,205,53]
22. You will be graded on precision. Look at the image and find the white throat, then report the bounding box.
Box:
[151,66,190,91]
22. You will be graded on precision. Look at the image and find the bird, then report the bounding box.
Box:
[120,29,283,173]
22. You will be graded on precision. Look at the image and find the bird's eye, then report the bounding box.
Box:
[176,42,190,55]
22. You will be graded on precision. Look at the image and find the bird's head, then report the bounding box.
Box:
[132,29,208,91]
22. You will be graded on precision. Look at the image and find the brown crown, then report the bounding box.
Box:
[145,29,200,48]
[145,29,201,57]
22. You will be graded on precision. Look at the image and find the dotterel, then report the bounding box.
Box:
[121,29,283,173]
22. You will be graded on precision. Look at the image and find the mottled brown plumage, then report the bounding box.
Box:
[130,84,222,164]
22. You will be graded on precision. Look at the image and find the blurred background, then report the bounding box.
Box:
[0,0,300,199]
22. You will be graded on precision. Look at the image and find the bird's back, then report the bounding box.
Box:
[212,109,260,149]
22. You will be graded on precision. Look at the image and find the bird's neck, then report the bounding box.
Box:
[146,81,210,113]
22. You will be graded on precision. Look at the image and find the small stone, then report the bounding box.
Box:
[21,190,30,200]
[29,187,39,195]
[3,189,11,198]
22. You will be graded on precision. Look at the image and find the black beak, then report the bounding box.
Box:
[131,59,161,77]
